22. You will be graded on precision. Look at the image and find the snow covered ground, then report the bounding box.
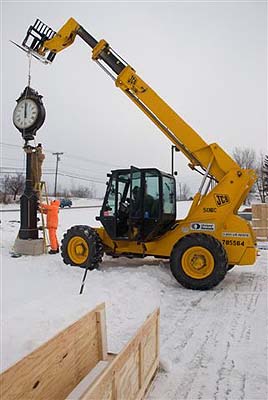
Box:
[1,202,267,399]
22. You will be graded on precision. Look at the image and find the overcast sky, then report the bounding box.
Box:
[1,1,267,196]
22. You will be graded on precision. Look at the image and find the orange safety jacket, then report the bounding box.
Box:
[40,200,60,229]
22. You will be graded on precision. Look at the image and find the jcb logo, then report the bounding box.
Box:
[128,75,137,85]
[214,194,230,207]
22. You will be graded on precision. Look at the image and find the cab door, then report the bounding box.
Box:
[99,170,131,240]
[128,167,161,241]
[99,173,117,239]
[129,166,142,218]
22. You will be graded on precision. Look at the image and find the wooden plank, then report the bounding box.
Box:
[96,308,108,361]
[79,308,160,400]
[116,347,140,399]
[136,359,159,400]
[138,340,145,389]
[143,318,158,379]
[0,303,105,400]
[67,361,109,399]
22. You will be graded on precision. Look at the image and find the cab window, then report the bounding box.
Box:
[144,172,160,218]
[163,176,175,214]
[103,178,116,216]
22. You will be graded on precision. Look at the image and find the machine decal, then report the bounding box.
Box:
[203,207,217,213]
[190,223,215,231]
[214,194,230,207]
[222,232,250,238]
[222,239,245,246]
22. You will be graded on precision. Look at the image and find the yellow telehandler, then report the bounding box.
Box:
[18,18,257,289]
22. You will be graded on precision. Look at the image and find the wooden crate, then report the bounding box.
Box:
[252,203,268,241]
[0,304,159,400]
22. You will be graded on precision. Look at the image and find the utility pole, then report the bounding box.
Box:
[53,152,63,198]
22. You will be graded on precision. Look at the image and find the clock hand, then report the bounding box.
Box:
[24,102,27,119]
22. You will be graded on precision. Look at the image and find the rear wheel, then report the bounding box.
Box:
[170,233,228,290]
[61,225,103,270]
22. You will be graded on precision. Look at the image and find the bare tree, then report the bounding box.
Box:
[264,155,268,196]
[70,184,96,199]
[7,173,25,201]
[232,147,257,170]
[256,154,268,203]
[177,182,191,201]
[232,147,258,204]
[60,188,71,198]
[0,175,11,204]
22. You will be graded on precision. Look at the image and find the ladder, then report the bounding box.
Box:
[38,181,50,253]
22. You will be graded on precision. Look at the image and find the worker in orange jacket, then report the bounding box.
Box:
[40,199,60,254]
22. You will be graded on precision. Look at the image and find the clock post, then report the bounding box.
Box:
[13,86,46,253]
[19,144,39,239]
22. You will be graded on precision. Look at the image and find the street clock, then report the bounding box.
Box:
[13,86,46,140]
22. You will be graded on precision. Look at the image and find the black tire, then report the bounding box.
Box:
[61,225,103,270]
[170,233,228,290]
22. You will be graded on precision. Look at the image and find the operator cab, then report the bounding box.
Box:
[98,167,176,242]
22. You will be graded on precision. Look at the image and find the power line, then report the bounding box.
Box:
[64,153,120,168]
[58,173,105,184]
[59,161,107,175]
[0,166,105,181]
[0,166,55,172]
[1,141,116,184]
[0,142,22,148]
[1,141,120,168]
[0,142,55,154]
[58,167,105,181]
[0,170,106,184]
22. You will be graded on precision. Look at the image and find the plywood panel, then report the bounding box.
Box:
[80,308,160,400]
[253,228,268,240]
[96,309,108,361]
[79,368,114,400]
[0,304,106,400]
[252,204,268,240]
[67,361,108,399]
[252,204,268,224]
[117,349,140,400]
[143,323,158,380]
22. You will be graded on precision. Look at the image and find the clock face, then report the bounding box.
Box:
[13,98,39,130]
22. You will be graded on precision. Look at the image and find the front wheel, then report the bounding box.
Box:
[170,233,228,290]
[61,225,103,270]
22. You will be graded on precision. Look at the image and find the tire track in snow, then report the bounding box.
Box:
[148,253,267,400]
